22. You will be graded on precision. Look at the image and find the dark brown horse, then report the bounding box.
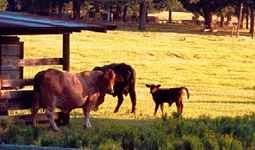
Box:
[31,68,116,131]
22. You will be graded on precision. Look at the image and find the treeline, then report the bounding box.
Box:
[3,0,255,33]
[180,0,255,35]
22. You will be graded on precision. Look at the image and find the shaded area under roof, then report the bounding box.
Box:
[0,11,108,35]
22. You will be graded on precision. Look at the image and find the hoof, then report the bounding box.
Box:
[50,126,60,132]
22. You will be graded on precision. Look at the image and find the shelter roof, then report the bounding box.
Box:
[0,11,107,35]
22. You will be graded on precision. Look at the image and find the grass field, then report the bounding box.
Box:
[14,12,255,121]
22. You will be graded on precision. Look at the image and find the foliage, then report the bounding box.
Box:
[0,114,255,149]
[0,0,6,11]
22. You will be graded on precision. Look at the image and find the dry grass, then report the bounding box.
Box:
[16,12,255,120]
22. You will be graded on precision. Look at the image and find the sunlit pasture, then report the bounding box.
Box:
[16,12,255,121]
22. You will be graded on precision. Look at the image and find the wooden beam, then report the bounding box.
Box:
[18,58,63,66]
[0,90,33,110]
[63,33,70,71]
[1,79,33,89]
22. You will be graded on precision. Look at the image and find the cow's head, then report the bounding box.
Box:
[145,84,161,94]
[102,69,116,94]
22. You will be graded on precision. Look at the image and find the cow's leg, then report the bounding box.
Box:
[83,104,92,128]
[44,94,59,131]
[154,103,159,116]
[114,94,124,113]
[57,110,70,126]
[46,108,59,131]
[129,89,136,113]
[31,92,40,127]
[160,103,164,117]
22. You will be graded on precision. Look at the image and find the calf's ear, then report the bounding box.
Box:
[145,84,151,88]
[156,84,161,88]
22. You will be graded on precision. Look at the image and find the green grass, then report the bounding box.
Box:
[7,12,253,120]
[19,22,255,120]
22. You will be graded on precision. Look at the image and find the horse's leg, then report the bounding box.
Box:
[114,94,124,113]
[129,89,136,113]
[83,103,92,128]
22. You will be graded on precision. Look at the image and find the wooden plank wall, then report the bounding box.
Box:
[0,34,70,124]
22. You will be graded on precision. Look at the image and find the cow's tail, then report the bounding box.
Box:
[32,71,45,110]
[183,87,190,100]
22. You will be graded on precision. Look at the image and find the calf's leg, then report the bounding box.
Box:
[154,103,159,116]
[175,101,183,114]
[129,89,136,113]
[160,103,164,117]
[114,94,124,113]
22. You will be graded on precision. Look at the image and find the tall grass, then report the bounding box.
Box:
[1,114,255,149]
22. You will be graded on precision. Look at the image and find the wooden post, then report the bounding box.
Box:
[63,33,70,71]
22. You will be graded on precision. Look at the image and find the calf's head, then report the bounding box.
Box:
[145,84,161,94]
[102,69,116,94]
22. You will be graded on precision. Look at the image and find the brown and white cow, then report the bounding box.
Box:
[31,68,116,131]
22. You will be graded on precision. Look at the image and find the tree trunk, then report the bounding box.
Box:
[139,1,146,31]
[6,0,16,11]
[168,9,172,23]
[116,5,121,21]
[237,3,243,37]
[250,8,254,38]
[123,5,128,22]
[58,3,64,16]
[203,9,212,31]
[220,14,224,27]
[226,14,232,26]
[73,0,81,19]
[246,9,249,29]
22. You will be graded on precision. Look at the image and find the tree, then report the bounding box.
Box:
[0,0,7,11]
[6,0,16,11]
[178,0,229,31]
[153,0,181,23]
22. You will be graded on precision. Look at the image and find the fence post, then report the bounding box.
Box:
[63,33,70,71]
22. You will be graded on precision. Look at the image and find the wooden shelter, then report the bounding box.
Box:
[0,11,109,122]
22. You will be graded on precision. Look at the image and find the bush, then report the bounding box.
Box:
[182,135,204,150]
[202,134,220,150]
[98,139,121,150]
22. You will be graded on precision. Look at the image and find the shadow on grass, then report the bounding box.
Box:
[189,100,255,105]
[114,21,254,38]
